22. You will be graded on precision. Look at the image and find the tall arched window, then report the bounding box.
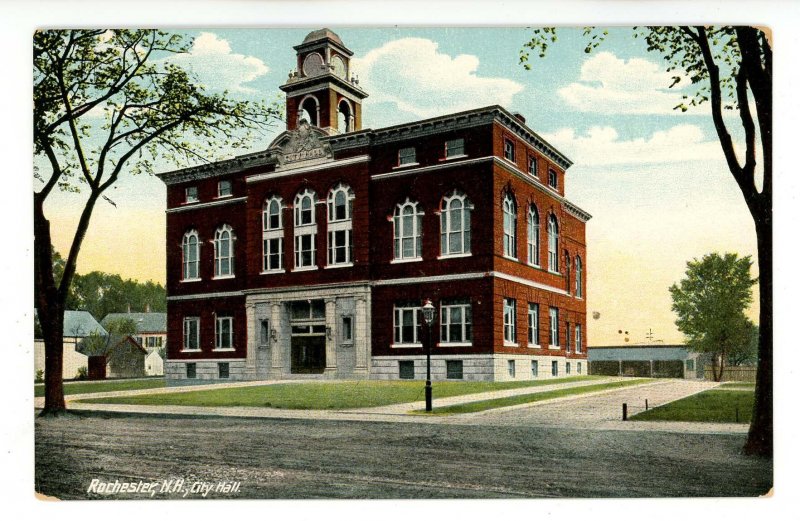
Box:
[548,214,559,272]
[214,224,235,278]
[262,196,284,272]
[182,230,200,281]
[294,189,317,269]
[327,184,355,265]
[440,191,471,256]
[298,95,319,126]
[393,198,423,261]
[527,204,540,266]
[503,194,517,258]
[575,256,583,298]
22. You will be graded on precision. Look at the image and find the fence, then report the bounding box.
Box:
[704,365,757,383]
[589,360,685,379]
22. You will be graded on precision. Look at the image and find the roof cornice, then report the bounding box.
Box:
[156,150,278,186]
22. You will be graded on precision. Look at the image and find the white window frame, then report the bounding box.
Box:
[440,302,472,346]
[398,147,417,166]
[548,214,559,273]
[508,359,516,378]
[262,196,284,273]
[576,324,582,353]
[182,317,200,352]
[327,184,355,266]
[503,298,517,345]
[548,168,558,189]
[294,189,318,270]
[527,303,540,347]
[531,360,539,378]
[565,322,571,353]
[503,138,515,162]
[527,205,540,267]
[393,198,423,262]
[393,305,422,347]
[575,256,583,298]
[185,186,198,203]
[440,191,472,257]
[549,307,559,348]
[213,224,235,279]
[215,316,234,351]
[181,230,200,282]
[566,361,571,375]
[217,179,232,198]
[445,138,465,159]
[503,194,517,259]
[528,155,538,176]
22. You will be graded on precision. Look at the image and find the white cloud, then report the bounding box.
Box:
[541,124,723,166]
[166,32,269,93]
[558,52,703,116]
[351,38,523,119]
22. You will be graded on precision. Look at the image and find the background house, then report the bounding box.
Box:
[101,312,166,376]
[34,310,107,380]
[78,334,148,379]
[588,344,704,379]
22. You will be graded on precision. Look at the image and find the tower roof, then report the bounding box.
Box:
[302,28,344,46]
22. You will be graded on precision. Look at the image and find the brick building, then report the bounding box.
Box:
[157,29,591,383]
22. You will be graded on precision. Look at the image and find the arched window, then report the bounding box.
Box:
[294,189,317,269]
[262,196,284,272]
[182,230,200,281]
[575,256,583,298]
[503,193,517,258]
[527,204,540,266]
[214,224,235,278]
[393,198,423,261]
[327,184,355,265]
[337,99,353,133]
[440,191,472,256]
[298,95,319,126]
[548,214,559,272]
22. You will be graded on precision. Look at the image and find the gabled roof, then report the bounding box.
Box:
[101,312,167,334]
[77,334,147,357]
[34,310,107,338]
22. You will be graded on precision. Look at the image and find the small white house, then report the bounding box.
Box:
[145,349,164,376]
[34,310,107,380]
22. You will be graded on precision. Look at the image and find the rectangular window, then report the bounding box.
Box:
[259,319,270,347]
[503,298,516,344]
[341,316,353,343]
[503,139,515,162]
[295,232,316,268]
[531,360,539,378]
[399,360,415,379]
[548,169,558,189]
[218,180,232,197]
[186,362,196,379]
[183,317,199,351]
[263,237,283,271]
[445,138,465,158]
[686,359,695,371]
[185,186,198,203]
[215,316,233,350]
[577,362,582,374]
[446,360,464,380]
[218,362,230,379]
[398,147,416,165]
[549,307,559,347]
[440,302,472,344]
[552,360,558,377]
[566,362,571,375]
[393,306,421,345]
[508,359,516,378]
[528,155,538,176]
[528,303,539,346]
[327,229,352,265]
[575,324,582,353]
[566,322,571,352]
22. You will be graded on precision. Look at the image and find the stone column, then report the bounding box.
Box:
[270,303,283,376]
[354,296,368,376]
[245,303,257,377]
[325,298,337,374]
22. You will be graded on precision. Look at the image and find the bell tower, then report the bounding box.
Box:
[280,28,368,134]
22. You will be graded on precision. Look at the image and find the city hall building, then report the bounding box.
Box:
[157,29,591,383]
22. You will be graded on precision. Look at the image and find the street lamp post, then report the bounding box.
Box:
[422,299,436,412]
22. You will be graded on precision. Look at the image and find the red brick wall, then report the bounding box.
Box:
[167,296,246,360]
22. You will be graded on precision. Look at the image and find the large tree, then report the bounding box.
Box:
[669,253,756,382]
[521,26,772,456]
[34,30,279,415]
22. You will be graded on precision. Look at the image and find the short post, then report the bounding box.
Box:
[645,399,649,410]
[622,403,628,421]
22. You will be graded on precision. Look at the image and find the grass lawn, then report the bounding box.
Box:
[420,378,648,414]
[719,382,756,389]
[631,389,754,423]
[78,376,601,409]
[34,378,166,397]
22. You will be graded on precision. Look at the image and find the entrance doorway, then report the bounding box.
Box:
[291,335,326,374]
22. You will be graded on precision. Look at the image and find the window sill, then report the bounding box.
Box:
[292,266,319,272]
[393,162,420,170]
[213,348,236,352]
[390,257,422,264]
[547,269,561,276]
[437,252,472,260]
[181,349,201,353]
[503,342,519,348]
[548,345,561,350]
[180,278,202,283]
[503,255,519,262]
[437,342,473,347]
[325,262,354,269]
[527,262,542,269]
[212,274,235,280]
[260,269,285,275]
[392,343,422,349]
[214,194,233,200]
[440,154,468,162]
[528,344,541,350]
[182,200,199,205]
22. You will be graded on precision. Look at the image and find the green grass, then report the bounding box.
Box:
[719,382,756,389]
[420,379,649,414]
[78,376,601,410]
[34,378,166,397]
[630,389,754,423]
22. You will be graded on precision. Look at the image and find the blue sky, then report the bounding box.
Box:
[41,27,758,345]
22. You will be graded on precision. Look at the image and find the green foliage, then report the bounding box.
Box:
[631,389,753,423]
[34,378,165,397]
[35,370,44,383]
[103,317,138,336]
[75,366,89,381]
[669,253,756,363]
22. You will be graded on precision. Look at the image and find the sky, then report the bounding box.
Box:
[39,26,761,346]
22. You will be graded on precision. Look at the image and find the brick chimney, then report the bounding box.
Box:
[512,112,526,124]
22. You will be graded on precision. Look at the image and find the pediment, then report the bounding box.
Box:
[268,120,334,170]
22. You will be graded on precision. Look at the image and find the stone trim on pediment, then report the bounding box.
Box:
[268,120,335,171]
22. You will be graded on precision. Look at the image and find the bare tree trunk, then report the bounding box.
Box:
[711,353,719,382]
[718,353,726,382]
